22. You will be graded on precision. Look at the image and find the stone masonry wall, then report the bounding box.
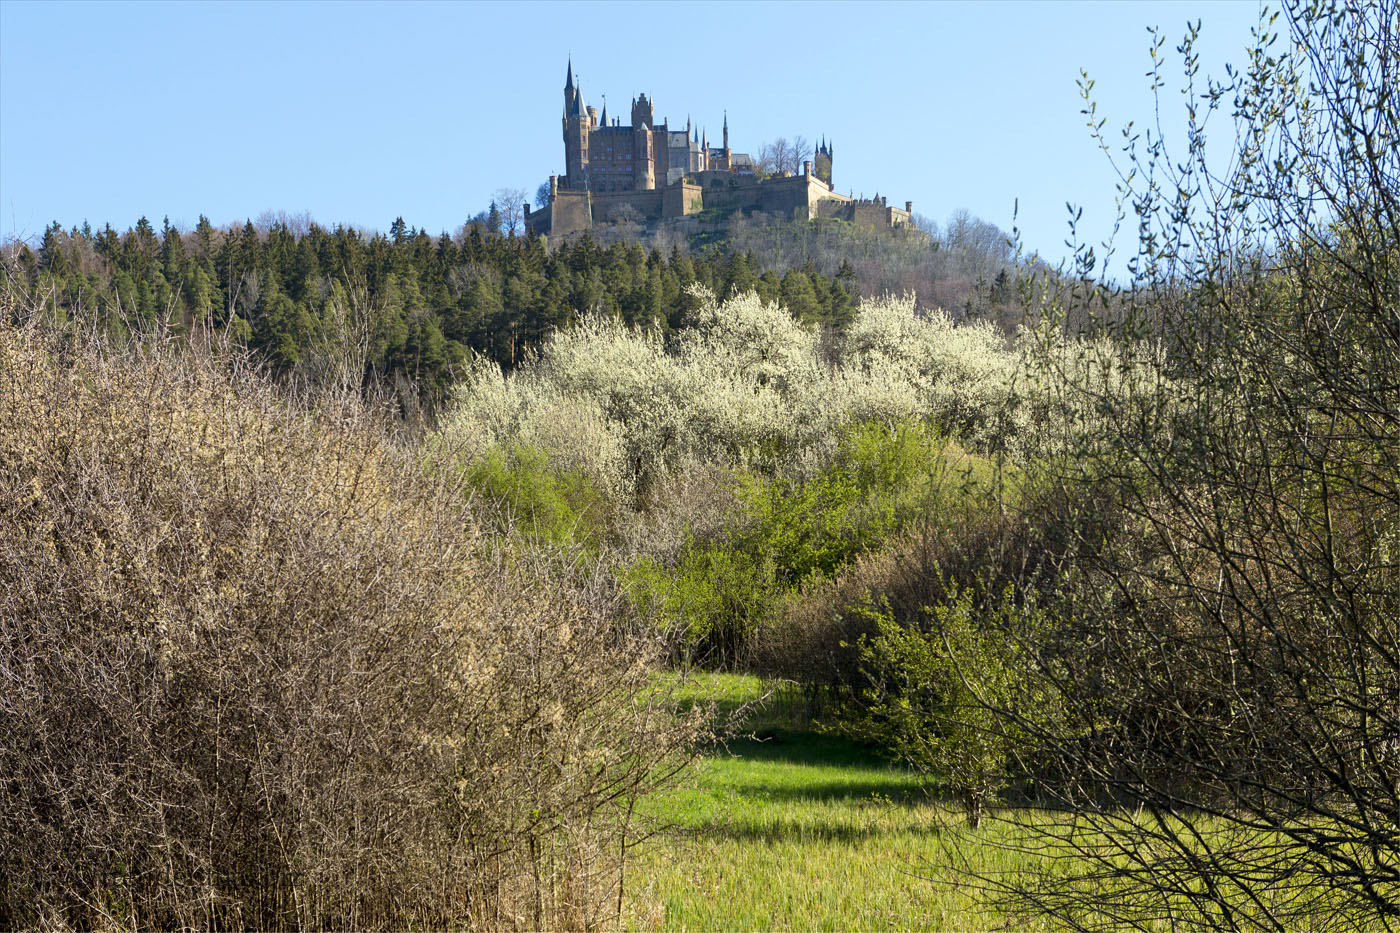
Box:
[551,190,592,236]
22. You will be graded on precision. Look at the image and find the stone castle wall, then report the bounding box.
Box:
[550,190,592,237]
[592,188,664,223]
[526,177,912,239]
[817,196,913,229]
[662,181,703,218]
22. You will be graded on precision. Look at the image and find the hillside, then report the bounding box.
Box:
[1,207,1023,416]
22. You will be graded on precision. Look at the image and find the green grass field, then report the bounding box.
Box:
[626,674,1054,931]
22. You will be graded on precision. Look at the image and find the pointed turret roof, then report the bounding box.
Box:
[564,57,586,118]
[600,96,609,126]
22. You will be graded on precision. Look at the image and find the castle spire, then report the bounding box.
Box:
[563,57,586,118]
[601,95,608,126]
[723,111,729,151]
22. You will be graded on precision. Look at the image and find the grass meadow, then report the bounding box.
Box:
[626,674,1055,931]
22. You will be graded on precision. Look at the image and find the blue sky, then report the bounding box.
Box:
[1,0,1265,266]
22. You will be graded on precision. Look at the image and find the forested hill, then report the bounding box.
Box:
[2,210,1024,414]
[3,216,871,407]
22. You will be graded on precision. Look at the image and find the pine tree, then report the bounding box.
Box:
[37,222,68,278]
[780,268,821,322]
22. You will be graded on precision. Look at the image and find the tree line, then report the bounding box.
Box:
[2,216,860,411]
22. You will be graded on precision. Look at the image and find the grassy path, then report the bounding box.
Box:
[627,675,1050,930]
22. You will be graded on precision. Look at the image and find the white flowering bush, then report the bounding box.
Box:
[439,288,1045,519]
[838,295,1028,451]
[676,286,820,391]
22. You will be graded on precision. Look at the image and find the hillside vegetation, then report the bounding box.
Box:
[3,204,1023,418]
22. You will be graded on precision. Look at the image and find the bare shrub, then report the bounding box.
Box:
[976,2,1400,927]
[0,310,701,929]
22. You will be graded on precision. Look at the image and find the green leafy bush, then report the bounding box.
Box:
[757,444,1042,695]
[743,420,940,581]
[623,544,784,666]
[840,586,1054,827]
[623,420,959,664]
[464,442,611,553]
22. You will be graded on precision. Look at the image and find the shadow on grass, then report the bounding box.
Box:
[708,727,939,805]
[724,776,931,805]
[716,727,901,769]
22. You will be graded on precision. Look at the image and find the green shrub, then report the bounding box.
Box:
[624,419,963,664]
[623,543,785,666]
[744,420,949,582]
[464,442,611,552]
[840,585,1055,827]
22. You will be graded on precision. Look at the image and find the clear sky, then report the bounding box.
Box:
[1,0,1266,266]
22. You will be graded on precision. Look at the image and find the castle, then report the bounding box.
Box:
[525,59,913,237]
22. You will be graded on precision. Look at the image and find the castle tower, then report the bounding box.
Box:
[630,93,654,129]
[561,58,591,188]
[815,137,833,186]
[633,115,656,190]
[562,56,574,114]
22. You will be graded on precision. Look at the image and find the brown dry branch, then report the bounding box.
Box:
[0,303,703,930]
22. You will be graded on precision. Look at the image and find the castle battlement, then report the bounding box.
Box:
[525,60,910,238]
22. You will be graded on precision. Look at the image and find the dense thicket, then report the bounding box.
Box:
[439,288,1077,666]
[985,2,1400,926]
[0,310,703,929]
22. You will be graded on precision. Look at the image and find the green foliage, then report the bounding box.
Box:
[1,218,857,407]
[624,420,956,664]
[743,420,941,582]
[624,544,784,665]
[464,442,610,553]
[841,586,1050,827]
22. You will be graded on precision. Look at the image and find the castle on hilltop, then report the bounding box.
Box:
[525,59,912,237]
